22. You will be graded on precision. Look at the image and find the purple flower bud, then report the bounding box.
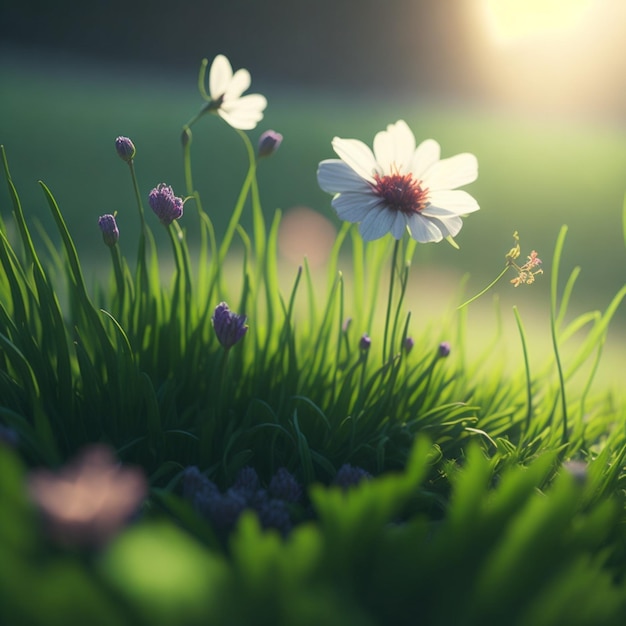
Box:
[256,498,292,534]
[269,467,302,503]
[115,136,136,162]
[181,466,220,515]
[212,302,248,349]
[404,336,414,354]
[438,341,451,358]
[232,466,260,497]
[342,317,352,333]
[148,183,184,226]
[257,130,283,158]
[98,214,119,247]
[209,489,247,530]
[359,333,371,352]
[334,463,372,490]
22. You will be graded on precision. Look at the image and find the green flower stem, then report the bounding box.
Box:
[389,257,411,363]
[127,159,147,252]
[218,152,256,265]
[550,226,569,446]
[457,265,509,309]
[166,223,192,340]
[182,125,195,199]
[109,243,128,312]
[382,239,400,363]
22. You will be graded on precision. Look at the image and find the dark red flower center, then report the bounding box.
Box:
[372,172,429,215]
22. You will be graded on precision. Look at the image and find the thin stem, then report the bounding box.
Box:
[457,265,509,309]
[218,156,256,265]
[390,257,411,360]
[550,226,569,446]
[126,159,150,290]
[182,126,195,198]
[109,244,127,312]
[382,239,400,364]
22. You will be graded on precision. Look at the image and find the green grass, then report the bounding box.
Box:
[1,50,626,625]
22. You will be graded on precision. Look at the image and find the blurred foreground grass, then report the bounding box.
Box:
[1,48,625,385]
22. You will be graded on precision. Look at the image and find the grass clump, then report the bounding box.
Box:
[1,53,625,625]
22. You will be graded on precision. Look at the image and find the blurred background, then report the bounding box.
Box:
[1,0,626,374]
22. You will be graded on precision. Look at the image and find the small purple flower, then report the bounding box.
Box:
[181,466,220,516]
[232,466,260,497]
[115,136,136,162]
[256,498,292,534]
[334,463,372,490]
[257,130,283,159]
[98,214,119,247]
[359,333,371,352]
[209,489,247,530]
[269,467,302,503]
[438,341,451,358]
[212,302,248,349]
[404,336,415,354]
[148,183,184,226]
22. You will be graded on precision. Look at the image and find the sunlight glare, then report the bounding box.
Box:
[483,0,597,44]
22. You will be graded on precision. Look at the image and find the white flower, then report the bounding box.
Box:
[206,54,267,130]
[317,120,479,243]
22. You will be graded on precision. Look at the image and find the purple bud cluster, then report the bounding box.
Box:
[148,183,184,226]
[333,463,372,489]
[182,465,302,536]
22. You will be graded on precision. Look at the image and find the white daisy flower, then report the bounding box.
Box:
[317,120,479,243]
[206,54,267,130]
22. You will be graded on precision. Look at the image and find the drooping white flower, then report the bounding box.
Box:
[317,120,479,243]
[206,54,267,130]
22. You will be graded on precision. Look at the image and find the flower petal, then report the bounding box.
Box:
[332,192,384,222]
[317,160,373,194]
[358,207,396,241]
[224,68,251,101]
[219,94,267,130]
[420,212,463,238]
[407,213,443,243]
[422,153,478,191]
[332,137,379,183]
[391,212,408,239]
[410,139,441,179]
[426,190,480,215]
[209,54,233,98]
[373,120,416,175]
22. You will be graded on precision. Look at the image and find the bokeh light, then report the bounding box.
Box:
[472,0,626,116]
[482,0,597,44]
[278,206,337,268]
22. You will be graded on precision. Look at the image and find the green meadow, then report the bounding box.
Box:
[2,50,625,380]
[2,50,626,625]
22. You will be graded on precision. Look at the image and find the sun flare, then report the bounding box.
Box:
[482,0,597,44]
